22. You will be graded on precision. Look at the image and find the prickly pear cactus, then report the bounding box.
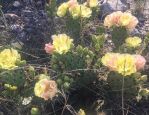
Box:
[111,26,128,48]
[51,45,97,90]
[51,45,95,71]
[107,72,138,99]
[107,72,148,100]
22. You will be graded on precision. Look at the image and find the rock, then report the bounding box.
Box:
[13,1,21,7]
[100,2,114,18]
[120,0,127,4]
[1,0,50,45]
[0,111,4,115]
[100,0,128,18]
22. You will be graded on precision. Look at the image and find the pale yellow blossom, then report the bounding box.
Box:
[0,48,21,70]
[52,34,73,54]
[34,78,57,100]
[57,3,69,17]
[87,0,98,8]
[125,37,142,48]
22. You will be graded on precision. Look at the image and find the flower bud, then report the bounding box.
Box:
[63,82,70,89]
[31,107,40,115]
[4,84,17,91]
[78,109,86,115]
[140,75,148,82]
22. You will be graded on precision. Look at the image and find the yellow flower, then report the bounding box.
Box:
[104,11,138,30]
[119,12,132,26]
[34,80,44,97]
[68,0,78,8]
[101,53,120,71]
[80,5,92,18]
[88,0,98,8]
[104,14,113,28]
[38,74,50,80]
[57,3,69,17]
[69,4,80,19]
[52,34,73,54]
[78,109,86,115]
[125,36,142,48]
[127,16,138,31]
[69,4,92,19]
[116,54,136,76]
[102,53,137,76]
[0,48,21,70]
[34,78,57,100]
[104,11,123,28]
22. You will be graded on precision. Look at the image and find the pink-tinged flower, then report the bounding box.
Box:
[68,0,78,8]
[111,11,123,26]
[101,53,120,71]
[127,16,138,31]
[134,55,146,71]
[44,43,55,54]
[104,11,138,31]
[104,14,113,28]
[104,11,123,28]
[119,12,132,26]
[34,78,58,100]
